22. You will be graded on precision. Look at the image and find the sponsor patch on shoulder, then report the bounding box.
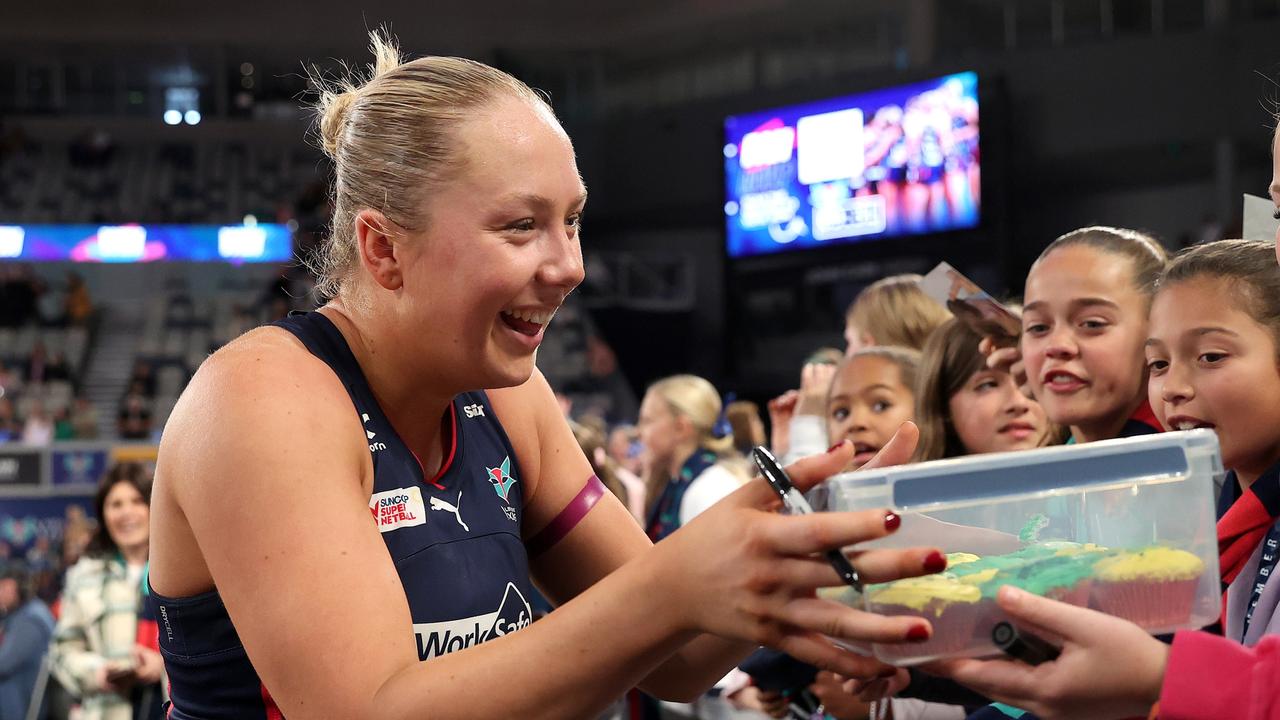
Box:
[369,487,427,532]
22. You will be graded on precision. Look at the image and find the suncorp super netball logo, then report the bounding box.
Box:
[369,487,427,533]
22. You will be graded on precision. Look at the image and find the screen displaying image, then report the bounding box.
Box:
[724,71,980,258]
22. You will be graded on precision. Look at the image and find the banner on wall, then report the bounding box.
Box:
[0,496,95,557]
[51,447,111,487]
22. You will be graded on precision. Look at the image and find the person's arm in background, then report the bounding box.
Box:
[768,389,799,458]
[0,607,52,679]
[780,363,836,466]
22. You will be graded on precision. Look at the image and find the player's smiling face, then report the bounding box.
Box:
[396,94,586,390]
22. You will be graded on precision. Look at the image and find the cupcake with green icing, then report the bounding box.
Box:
[947,552,1035,586]
[989,552,1102,607]
[866,575,983,660]
[1091,547,1205,629]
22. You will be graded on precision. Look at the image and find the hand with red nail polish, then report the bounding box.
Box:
[651,420,945,681]
[923,550,948,574]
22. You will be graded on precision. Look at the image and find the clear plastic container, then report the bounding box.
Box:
[811,430,1223,665]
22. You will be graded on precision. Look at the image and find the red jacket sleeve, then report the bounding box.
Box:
[1160,630,1280,720]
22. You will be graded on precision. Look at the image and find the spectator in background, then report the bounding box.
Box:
[65,272,93,326]
[23,536,54,574]
[639,375,748,542]
[606,424,642,477]
[567,419,634,513]
[772,274,952,466]
[71,397,100,440]
[0,560,56,720]
[49,463,165,720]
[61,506,93,570]
[843,273,952,356]
[0,397,19,442]
[54,406,76,441]
[21,401,53,446]
[127,363,155,398]
[725,399,766,455]
[768,350,841,464]
[117,390,152,441]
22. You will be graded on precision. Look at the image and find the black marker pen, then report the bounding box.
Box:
[751,445,862,592]
[992,621,1061,665]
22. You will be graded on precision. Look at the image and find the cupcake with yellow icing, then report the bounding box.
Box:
[1091,547,1204,628]
[867,575,982,659]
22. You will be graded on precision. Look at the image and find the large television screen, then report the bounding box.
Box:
[724,71,980,259]
[0,223,293,263]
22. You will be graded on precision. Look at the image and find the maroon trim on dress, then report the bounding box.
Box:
[414,403,458,490]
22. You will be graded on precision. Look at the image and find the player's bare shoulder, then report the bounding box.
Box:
[158,325,356,465]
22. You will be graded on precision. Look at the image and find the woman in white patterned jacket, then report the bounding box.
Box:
[48,462,166,720]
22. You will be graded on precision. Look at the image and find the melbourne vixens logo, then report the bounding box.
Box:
[487,457,516,504]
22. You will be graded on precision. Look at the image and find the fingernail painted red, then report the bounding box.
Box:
[923,550,948,574]
[884,512,901,531]
[906,625,930,642]
[828,441,846,453]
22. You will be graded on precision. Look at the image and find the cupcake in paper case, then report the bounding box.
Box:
[867,575,982,660]
[1091,547,1205,628]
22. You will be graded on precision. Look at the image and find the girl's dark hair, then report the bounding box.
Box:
[1158,239,1280,350]
[725,400,764,455]
[913,319,987,462]
[1035,226,1168,299]
[86,462,152,558]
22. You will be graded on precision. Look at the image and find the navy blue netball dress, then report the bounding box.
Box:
[148,311,533,719]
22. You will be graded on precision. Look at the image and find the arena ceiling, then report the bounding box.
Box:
[0,0,906,61]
